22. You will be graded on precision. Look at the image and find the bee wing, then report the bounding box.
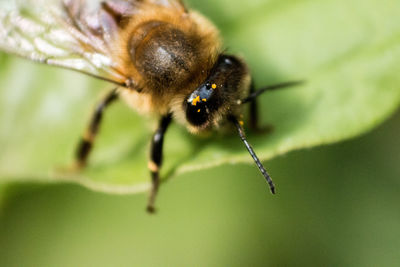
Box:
[147,0,187,11]
[0,0,188,86]
[0,0,129,86]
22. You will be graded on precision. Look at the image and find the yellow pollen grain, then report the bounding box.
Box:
[211,83,217,89]
[239,120,244,126]
[197,109,201,113]
[192,95,200,106]
[202,98,207,102]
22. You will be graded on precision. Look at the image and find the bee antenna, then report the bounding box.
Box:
[229,116,276,194]
[241,80,304,104]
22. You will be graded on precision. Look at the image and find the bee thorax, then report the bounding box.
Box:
[130,22,201,91]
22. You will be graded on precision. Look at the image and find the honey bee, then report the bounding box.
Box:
[0,0,301,212]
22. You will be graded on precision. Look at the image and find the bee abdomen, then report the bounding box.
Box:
[129,21,200,92]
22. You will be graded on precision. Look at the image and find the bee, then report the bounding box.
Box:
[0,0,301,212]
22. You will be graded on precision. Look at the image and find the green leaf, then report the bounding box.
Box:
[1,0,400,193]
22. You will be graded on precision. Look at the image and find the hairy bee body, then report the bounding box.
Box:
[114,5,224,117]
[108,3,250,131]
[0,0,290,212]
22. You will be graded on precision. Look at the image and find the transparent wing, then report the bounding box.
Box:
[0,0,187,86]
[148,0,187,11]
[0,0,128,85]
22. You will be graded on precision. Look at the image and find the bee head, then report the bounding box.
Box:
[184,54,249,130]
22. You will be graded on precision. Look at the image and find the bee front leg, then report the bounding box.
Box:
[246,80,303,133]
[147,114,173,213]
[249,82,272,134]
[249,81,259,131]
[248,82,273,134]
[74,88,118,169]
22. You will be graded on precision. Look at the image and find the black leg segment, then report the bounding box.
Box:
[249,81,259,131]
[147,113,173,213]
[75,88,118,168]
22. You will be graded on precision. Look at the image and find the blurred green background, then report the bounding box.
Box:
[1,110,399,266]
[1,0,400,266]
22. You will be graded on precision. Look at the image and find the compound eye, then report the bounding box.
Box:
[186,102,208,126]
[185,82,216,126]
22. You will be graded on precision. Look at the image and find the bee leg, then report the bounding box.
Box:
[245,80,303,133]
[249,81,259,130]
[74,88,118,169]
[249,82,273,134]
[147,114,173,214]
